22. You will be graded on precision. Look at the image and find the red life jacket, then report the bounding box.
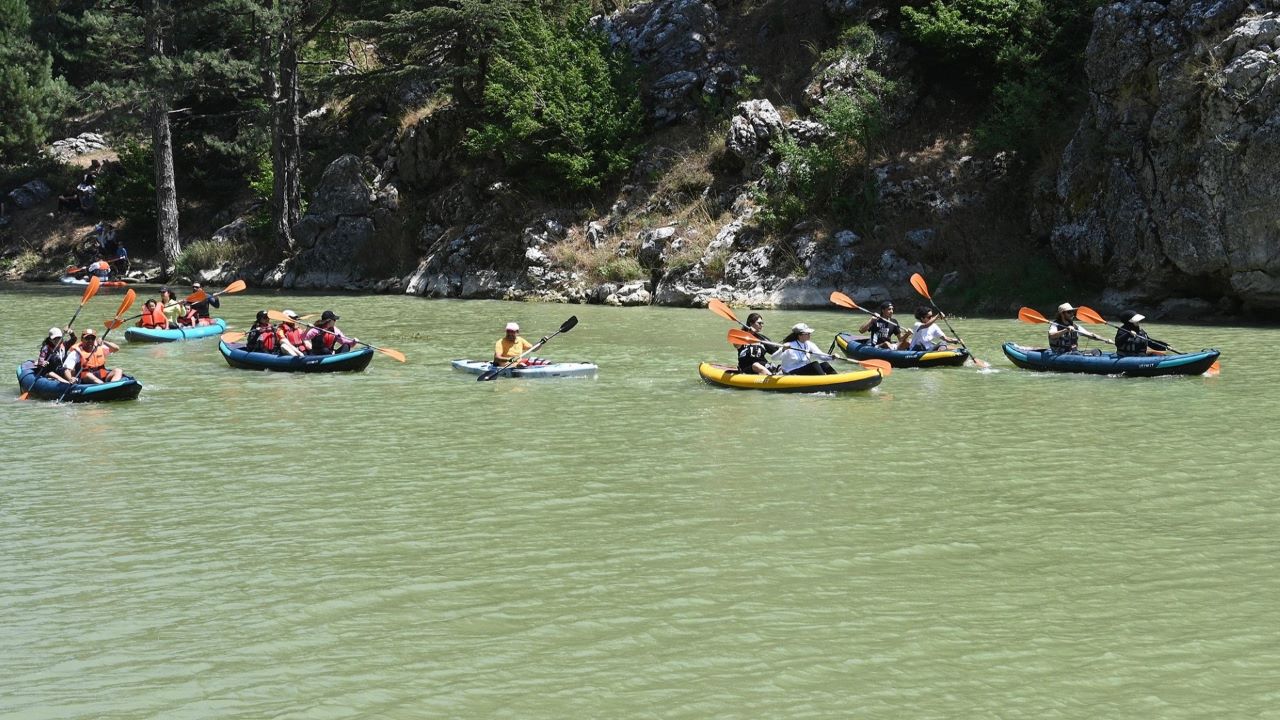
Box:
[312,325,337,353]
[248,324,277,352]
[278,325,306,348]
[90,260,110,273]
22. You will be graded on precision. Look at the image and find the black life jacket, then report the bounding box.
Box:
[1049,321,1078,354]
[35,341,66,374]
[1115,325,1149,356]
[737,342,767,373]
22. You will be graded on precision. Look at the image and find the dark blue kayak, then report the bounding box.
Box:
[833,333,969,368]
[1001,343,1220,377]
[125,318,226,342]
[218,341,374,373]
[16,361,142,401]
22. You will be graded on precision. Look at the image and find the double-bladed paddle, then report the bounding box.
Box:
[1017,306,1112,344]
[19,277,102,400]
[65,256,127,276]
[478,316,578,381]
[55,289,135,402]
[708,298,771,341]
[909,273,990,368]
[727,328,892,376]
[113,280,248,328]
[1075,305,1220,374]
[266,310,407,363]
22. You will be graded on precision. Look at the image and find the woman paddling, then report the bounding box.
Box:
[774,323,837,375]
[736,313,776,375]
[1114,310,1170,357]
[909,306,959,351]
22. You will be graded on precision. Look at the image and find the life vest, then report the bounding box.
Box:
[246,324,277,353]
[1115,326,1149,356]
[1048,321,1078,354]
[140,304,167,328]
[277,325,305,348]
[74,344,110,371]
[36,341,66,373]
[311,326,337,354]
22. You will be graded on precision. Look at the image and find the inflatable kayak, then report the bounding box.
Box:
[1001,343,1220,377]
[125,318,226,343]
[16,361,142,402]
[834,332,969,368]
[450,359,598,378]
[60,276,128,287]
[697,362,883,393]
[219,341,374,373]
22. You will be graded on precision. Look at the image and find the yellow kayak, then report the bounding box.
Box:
[697,362,883,393]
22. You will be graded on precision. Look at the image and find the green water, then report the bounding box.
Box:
[1,282,1275,718]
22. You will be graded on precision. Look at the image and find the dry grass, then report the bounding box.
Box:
[398,94,453,134]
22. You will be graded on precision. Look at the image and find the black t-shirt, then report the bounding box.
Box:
[737,342,768,373]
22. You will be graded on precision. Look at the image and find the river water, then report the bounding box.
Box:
[1,281,1274,718]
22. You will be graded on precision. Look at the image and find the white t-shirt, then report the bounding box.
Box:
[910,322,947,351]
[775,339,824,372]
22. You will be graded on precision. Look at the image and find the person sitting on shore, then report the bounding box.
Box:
[305,310,356,355]
[774,323,838,375]
[62,327,123,384]
[494,322,534,367]
[245,311,278,353]
[909,306,960,352]
[1114,310,1170,357]
[860,301,911,349]
[274,310,308,357]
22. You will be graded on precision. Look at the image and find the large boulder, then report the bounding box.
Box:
[1050,0,1280,310]
[281,154,382,288]
[725,99,784,176]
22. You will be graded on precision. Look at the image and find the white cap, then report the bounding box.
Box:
[283,309,299,319]
[1129,313,1146,324]
[791,322,815,334]
[1057,303,1076,313]
[505,322,520,332]
[49,327,63,339]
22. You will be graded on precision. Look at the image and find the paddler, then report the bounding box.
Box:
[62,327,123,384]
[245,311,278,353]
[274,310,307,357]
[494,321,534,366]
[305,310,357,355]
[1047,302,1104,354]
[138,298,168,329]
[860,300,911,349]
[158,287,183,329]
[908,306,960,351]
[736,313,776,375]
[186,282,220,325]
[774,322,837,375]
[34,327,73,381]
[1114,310,1169,357]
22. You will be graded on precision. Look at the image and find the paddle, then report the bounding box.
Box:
[727,329,892,376]
[117,280,250,327]
[1076,306,1220,374]
[477,316,578,381]
[65,256,127,276]
[56,289,135,402]
[19,277,103,400]
[221,331,245,343]
[708,298,771,341]
[1017,306,1113,344]
[266,310,407,363]
[909,273,990,368]
[828,292,912,353]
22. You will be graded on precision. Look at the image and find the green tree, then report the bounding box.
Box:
[466,2,643,191]
[0,0,68,162]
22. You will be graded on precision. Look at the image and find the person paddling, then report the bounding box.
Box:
[34,327,73,381]
[909,306,959,351]
[63,327,123,384]
[1047,302,1104,354]
[157,287,182,329]
[1114,310,1169,357]
[305,310,356,355]
[138,298,168,329]
[274,310,307,357]
[775,323,837,375]
[736,313,777,375]
[860,300,910,349]
[245,311,278,353]
[494,321,537,366]
[186,282,220,325]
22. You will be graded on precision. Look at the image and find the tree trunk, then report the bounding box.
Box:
[146,0,181,275]
[271,1,300,252]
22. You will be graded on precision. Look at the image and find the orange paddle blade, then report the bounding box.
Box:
[727,328,756,346]
[82,275,102,304]
[266,310,293,323]
[185,289,208,303]
[708,298,740,325]
[1075,306,1106,325]
[377,347,407,363]
[18,390,31,400]
[910,273,930,299]
[221,279,247,294]
[113,289,137,318]
[103,318,124,330]
[66,264,82,275]
[859,358,892,376]
[829,291,859,310]
[1208,360,1221,375]
[221,331,246,343]
[1018,307,1049,324]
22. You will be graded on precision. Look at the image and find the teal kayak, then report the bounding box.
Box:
[125,319,227,343]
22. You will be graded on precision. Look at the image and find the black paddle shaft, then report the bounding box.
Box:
[478,316,578,381]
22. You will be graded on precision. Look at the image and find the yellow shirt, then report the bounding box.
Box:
[494,336,533,363]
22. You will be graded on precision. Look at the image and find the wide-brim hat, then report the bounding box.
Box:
[1057,303,1076,314]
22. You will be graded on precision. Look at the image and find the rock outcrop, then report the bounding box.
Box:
[1050,0,1280,310]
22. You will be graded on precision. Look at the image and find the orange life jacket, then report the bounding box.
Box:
[140,304,167,328]
[74,344,110,371]
[90,260,110,273]
[278,325,306,347]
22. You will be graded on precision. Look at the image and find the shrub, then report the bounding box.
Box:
[175,239,253,279]
[598,255,646,282]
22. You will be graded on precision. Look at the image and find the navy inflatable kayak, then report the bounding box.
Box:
[833,333,969,368]
[218,341,374,373]
[1001,343,1220,377]
[125,318,227,343]
[16,361,142,401]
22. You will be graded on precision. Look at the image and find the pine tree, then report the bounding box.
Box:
[0,0,67,162]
